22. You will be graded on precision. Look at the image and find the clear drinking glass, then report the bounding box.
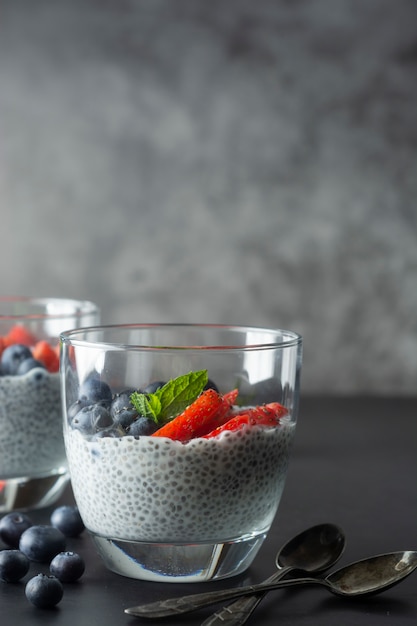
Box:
[0,297,100,512]
[60,324,302,582]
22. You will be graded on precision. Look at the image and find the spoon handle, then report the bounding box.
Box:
[124,577,321,619]
[200,567,292,626]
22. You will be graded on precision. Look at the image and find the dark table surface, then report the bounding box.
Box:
[1,396,416,626]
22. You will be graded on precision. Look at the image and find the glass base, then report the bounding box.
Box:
[0,470,69,512]
[91,532,266,582]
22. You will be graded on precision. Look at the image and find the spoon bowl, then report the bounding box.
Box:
[198,523,345,626]
[321,550,417,596]
[124,550,417,619]
[276,522,345,573]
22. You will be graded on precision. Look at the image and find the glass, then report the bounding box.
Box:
[60,324,302,582]
[0,297,100,512]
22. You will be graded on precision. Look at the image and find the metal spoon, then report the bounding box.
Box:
[201,523,345,626]
[124,551,417,619]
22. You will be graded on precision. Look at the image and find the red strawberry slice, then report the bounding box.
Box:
[32,340,60,373]
[230,402,288,420]
[152,388,238,442]
[203,402,288,439]
[4,325,37,347]
[222,389,239,407]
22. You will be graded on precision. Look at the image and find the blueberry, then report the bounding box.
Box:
[251,377,283,405]
[50,551,85,583]
[127,416,159,437]
[25,574,64,608]
[110,388,136,413]
[92,426,124,439]
[79,376,112,403]
[0,549,30,582]
[19,525,66,563]
[17,357,45,375]
[205,378,219,392]
[1,344,32,375]
[142,380,166,394]
[27,368,49,386]
[71,403,113,435]
[67,398,90,421]
[112,406,137,429]
[50,506,85,538]
[0,512,33,547]
[110,390,138,429]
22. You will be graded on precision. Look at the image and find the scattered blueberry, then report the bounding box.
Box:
[0,549,30,582]
[127,416,159,437]
[25,573,64,608]
[19,525,66,563]
[71,403,113,435]
[0,512,33,548]
[16,358,45,375]
[50,551,85,583]
[51,506,85,538]
[79,376,112,404]
[1,344,32,375]
[142,380,166,394]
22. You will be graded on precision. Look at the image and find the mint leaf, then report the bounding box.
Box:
[156,370,208,420]
[129,370,208,426]
[130,392,161,422]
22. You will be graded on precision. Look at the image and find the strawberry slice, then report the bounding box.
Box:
[152,388,238,442]
[4,325,37,347]
[222,389,239,407]
[203,402,288,439]
[229,402,288,420]
[32,340,60,373]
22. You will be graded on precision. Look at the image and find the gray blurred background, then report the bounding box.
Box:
[1,0,416,394]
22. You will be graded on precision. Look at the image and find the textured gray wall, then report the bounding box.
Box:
[1,0,416,394]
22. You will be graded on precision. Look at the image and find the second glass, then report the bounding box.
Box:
[0,297,100,512]
[60,324,302,582]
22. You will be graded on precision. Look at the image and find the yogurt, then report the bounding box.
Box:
[64,417,294,543]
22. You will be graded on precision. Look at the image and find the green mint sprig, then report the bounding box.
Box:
[130,369,208,425]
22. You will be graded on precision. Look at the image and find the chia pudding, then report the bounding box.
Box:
[64,416,294,543]
[0,369,65,478]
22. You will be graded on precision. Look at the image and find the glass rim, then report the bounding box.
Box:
[60,323,303,352]
[0,296,99,321]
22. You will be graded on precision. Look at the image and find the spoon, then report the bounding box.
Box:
[200,523,345,626]
[124,551,417,619]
